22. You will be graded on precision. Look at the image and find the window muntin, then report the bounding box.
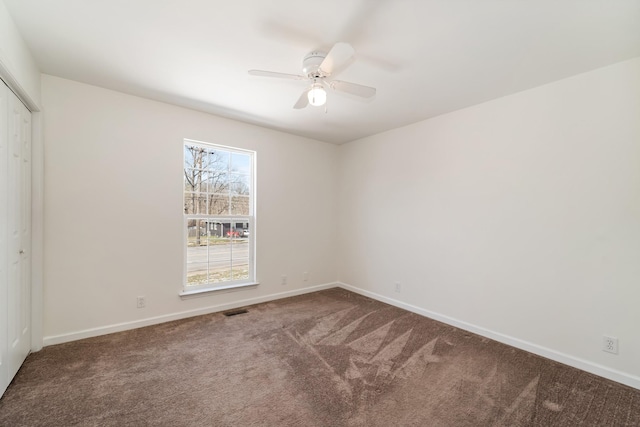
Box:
[183,140,255,291]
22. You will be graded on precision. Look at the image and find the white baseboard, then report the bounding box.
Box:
[336,282,640,391]
[43,282,338,346]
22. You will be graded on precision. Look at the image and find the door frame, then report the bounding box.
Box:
[0,59,43,353]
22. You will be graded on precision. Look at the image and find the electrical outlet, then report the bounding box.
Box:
[394,282,401,293]
[602,336,618,354]
[303,271,309,282]
[136,296,146,309]
[281,275,287,286]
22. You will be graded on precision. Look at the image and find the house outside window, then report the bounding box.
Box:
[183,139,255,292]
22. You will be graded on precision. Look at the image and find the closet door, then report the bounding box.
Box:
[2,84,31,393]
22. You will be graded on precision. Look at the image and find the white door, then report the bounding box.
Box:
[1,83,31,395]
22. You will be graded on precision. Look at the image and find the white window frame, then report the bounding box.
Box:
[181,139,257,296]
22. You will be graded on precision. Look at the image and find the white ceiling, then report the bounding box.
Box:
[4,0,640,144]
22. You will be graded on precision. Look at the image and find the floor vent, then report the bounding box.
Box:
[223,308,248,317]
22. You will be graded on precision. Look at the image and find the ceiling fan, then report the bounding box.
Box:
[248,42,376,109]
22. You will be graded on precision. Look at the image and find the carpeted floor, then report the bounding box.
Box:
[1,288,639,426]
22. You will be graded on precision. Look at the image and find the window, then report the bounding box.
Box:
[183,140,255,293]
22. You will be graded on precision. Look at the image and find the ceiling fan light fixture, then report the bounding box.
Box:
[307,84,326,106]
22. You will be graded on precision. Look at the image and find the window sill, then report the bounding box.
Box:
[179,282,259,298]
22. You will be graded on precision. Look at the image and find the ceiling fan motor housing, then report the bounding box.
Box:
[303,51,327,78]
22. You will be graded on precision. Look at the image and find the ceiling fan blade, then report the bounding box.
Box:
[293,90,309,109]
[319,42,354,76]
[248,70,306,80]
[329,80,376,99]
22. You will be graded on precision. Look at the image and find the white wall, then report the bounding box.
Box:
[41,75,338,342]
[0,0,40,107]
[337,57,640,387]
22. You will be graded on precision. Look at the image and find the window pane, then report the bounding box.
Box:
[184,193,194,215]
[185,145,207,170]
[208,239,232,283]
[186,220,209,285]
[207,150,230,171]
[186,219,198,246]
[208,171,229,194]
[186,219,208,245]
[230,195,249,215]
[230,228,248,280]
[186,263,209,286]
[232,259,249,281]
[184,193,207,215]
[231,152,251,175]
[207,221,223,238]
[208,194,230,215]
[184,145,195,168]
[229,174,250,195]
[198,171,210,193]
[184,168,205,192]
[209,267,232,283]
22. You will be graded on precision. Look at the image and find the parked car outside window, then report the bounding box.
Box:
[226,229,241,238]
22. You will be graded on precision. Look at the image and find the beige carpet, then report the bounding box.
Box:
[1,288,639,426]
